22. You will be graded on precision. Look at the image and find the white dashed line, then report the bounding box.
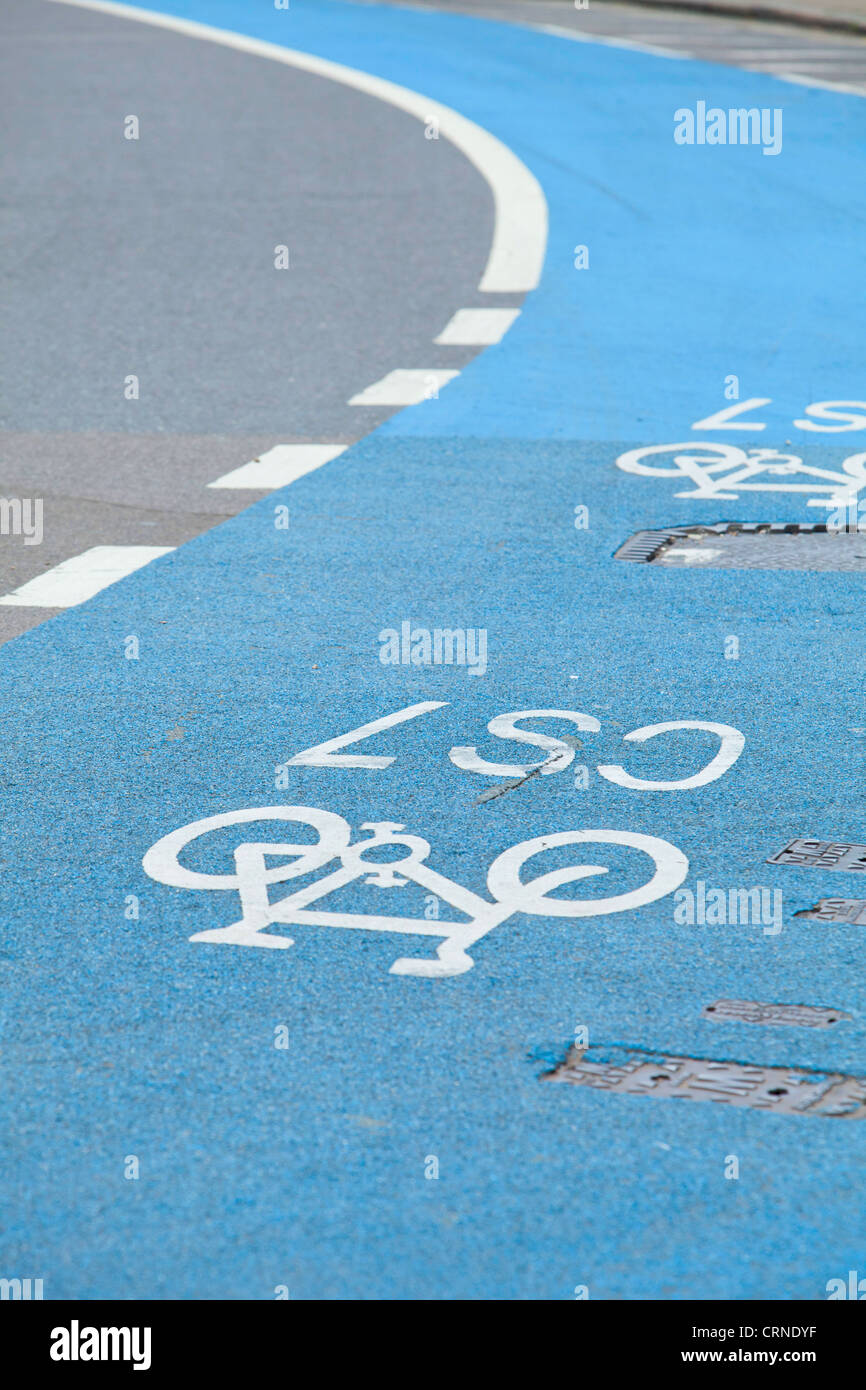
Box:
[0,546,174,608]
[208,444,348,490]
[348,369,460,406]
[434,307,520,345]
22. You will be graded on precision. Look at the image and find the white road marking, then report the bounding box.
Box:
[208,444,348,490]
[535,18,866,97]
[775,72,866,94]
[144,805,688,976]
[286,701,448,770]
[49,0,548,294]
[348,369,459,406]
[0,546,173,608]
[449,708,601,778]
[597,721,745,792]
[434,307,520,345]
[537,23,690,60]
[738,51,866,60]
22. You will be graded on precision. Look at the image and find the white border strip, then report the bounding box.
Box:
[47,0,548,293]
[536,19,865,97]
[537,22,689,60]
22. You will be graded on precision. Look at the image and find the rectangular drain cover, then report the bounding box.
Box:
[795,898,866,925]
[702,998,848,1028]
[546,1046,866,1117]
[768,838,866,873]
[614,523,866,570]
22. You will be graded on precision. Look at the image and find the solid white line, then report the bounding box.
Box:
[349,369,459,406]
[0,546,174,608]
[208,444,348,490]
[710,47,862,55]
[434,307,520,345]
[537,23,690,60]
[48,0,548,293]
[775,70,866,94]
[362,0,866,102]
[725,50,862,60]
[534,19,865,97]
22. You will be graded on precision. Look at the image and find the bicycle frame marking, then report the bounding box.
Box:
[616,442,866,507]
[142,806,689,978]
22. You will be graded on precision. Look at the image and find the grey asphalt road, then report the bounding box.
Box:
[3,0,865,647]
[0,0,497,640]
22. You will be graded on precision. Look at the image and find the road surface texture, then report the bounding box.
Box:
[0,0,495,639]
[1,0,865,1301]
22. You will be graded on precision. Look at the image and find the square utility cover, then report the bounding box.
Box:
[614,523,866,570]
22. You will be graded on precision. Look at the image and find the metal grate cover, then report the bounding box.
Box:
[702,998,849,1028]
[795,898,866,925]
[613,522,866,570]
[768,839,866,874]
[545,1046,866,1117]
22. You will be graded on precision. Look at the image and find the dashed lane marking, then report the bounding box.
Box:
[434,306,520,344]
[0,545,174,608]
[348,369,460,406]
[207,444,349,490]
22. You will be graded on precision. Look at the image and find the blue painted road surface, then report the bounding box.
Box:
[2,0,866,1300]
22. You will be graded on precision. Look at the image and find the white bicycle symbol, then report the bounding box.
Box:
[143,807,688,978]
[616,442,866,507]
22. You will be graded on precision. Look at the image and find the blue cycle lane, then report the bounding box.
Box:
[2,0,866,1299]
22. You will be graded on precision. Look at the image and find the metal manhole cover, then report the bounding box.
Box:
[702,999,849,1028]
[768,839,866,873]
[613,522,866,570]
[795,898,866,925]
[545,1046,866,1117]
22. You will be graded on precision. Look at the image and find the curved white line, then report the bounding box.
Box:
[47,0,548,293]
